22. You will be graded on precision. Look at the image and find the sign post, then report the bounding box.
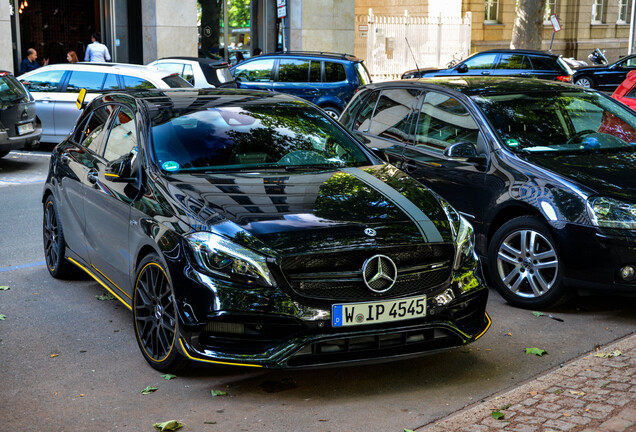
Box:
[277,0,287,52]
[549,14,561,53]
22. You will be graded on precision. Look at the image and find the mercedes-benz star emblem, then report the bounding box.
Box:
[364,228,377,237]
[362,254,397,293]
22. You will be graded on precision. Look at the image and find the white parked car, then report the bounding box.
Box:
[147,57,235,88]
[19,63,192,143]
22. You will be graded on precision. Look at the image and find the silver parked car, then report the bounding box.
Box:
[18,63,192,143]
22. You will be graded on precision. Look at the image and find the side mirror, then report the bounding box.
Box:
[456,64,469,73]
[105,154,135,182]
[443,142,487,164]
[76,88,87,110]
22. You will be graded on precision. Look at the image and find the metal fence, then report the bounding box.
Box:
[354,10,472,81]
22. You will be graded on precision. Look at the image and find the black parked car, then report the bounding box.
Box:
[573,54,636,90]
[42,88,490,370]
[402,49,573,83]
[341,77,636,309]
[0,71,41,158]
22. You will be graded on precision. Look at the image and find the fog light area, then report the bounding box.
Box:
[619,265,636,281]
[433,289,455,306]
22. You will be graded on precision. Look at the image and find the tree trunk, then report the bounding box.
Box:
[510,0,547,50]
[200,0,222,56]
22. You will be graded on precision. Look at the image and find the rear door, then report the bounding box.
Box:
[273,58,319,103]
[57,70,106,139]
[492,53,532,77]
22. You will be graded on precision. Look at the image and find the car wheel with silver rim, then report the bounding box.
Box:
[321,105,342,119]
[574,77,594,88]
[488,216,569,309]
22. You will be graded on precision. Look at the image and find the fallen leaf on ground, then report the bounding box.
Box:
[211,389,227,397]
[153,420,186,431]
[50,354,59,358]
[595,350,622,358]
[507,332,512,336]
[0,286,10,290]
[141,385,158,395]
[491,410,505,420]
[160,374,177,380]
[526,347,547,356]
[404,429,414,432]
[96,293,115,301]
[532,311,545,317]
[569,390,586,396]
[0,314,6,320]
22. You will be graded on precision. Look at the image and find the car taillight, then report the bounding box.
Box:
[557,75,572,83]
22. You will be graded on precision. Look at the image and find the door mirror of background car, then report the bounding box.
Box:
[443,142,487,164]
[456,64,469,73]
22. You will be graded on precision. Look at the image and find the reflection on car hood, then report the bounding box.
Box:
[403,67,445,76]
[522,151,636,200]
[166,165,452,256]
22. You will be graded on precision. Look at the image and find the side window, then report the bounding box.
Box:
[621,57,636,69]
[368,89,420,143]
[529,56,559,71]
[414,91,479,154]
[154,62,184,76]
[324,62,347,82]
[496,54,529,70]
[341,89,380,132]
[66,71,107,92]
[309,60,321,83]
[462,53,498,70]
[277,59,310,82]
[233,59,275,82]
[183,64,195,84]
[20,69,64,92]
[103,107,137,162]
[103,74,119,90]
[122,75,155,89]
[80,105,114,152]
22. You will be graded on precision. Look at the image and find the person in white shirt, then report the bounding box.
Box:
[85,32,111,62]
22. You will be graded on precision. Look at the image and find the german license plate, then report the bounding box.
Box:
[332,295,426,327]
[17,122,34,135]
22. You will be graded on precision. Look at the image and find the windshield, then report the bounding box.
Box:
[472,90,636,153]
[0,75,28,103]
[151,101,370,172]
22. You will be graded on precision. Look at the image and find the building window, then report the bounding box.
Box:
[544,0,558,24]
[618,0,632,24]
[485,0,499,24]
[592,0,606,24]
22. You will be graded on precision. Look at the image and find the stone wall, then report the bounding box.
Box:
[290,0,355,54]
[0,1,13,72]
[141,0,197,64]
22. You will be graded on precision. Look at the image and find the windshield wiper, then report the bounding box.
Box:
[283,163,343,171]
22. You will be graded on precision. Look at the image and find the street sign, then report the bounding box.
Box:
[550,14,561,32]
[277,5,286,18]
[277,0,285,6]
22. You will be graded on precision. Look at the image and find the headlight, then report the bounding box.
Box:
[185,232,275,286]
[440,199,477,270]
[588,196,636,229]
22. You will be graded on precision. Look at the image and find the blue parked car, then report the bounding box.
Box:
[231,51,372,118]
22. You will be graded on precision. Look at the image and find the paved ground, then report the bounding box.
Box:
[420,332,636,432]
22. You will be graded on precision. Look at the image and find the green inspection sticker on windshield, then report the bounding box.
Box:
[162,161,180,171]
[506,139,519,147]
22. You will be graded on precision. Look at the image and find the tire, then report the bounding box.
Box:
[0,150,9,159]
[574,76,594,89]
[43,195,78,279]
[321,105,342,119]
[488,216,569,309]
[133,253,185,371]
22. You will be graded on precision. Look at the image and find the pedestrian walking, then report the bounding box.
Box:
[84,33,111,62]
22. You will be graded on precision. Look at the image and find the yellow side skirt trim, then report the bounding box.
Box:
[474,312,492,341]
[67,257,132,311]
[178,339,262,368]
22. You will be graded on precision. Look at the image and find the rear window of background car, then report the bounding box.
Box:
[66,71,107,92]
[529,56,559,71]
[325,62,347,82]
[21,69,64,92]
[0,75,28,102]
[123,75,154,89]
[278,59,310,82]
[496,54,530,70]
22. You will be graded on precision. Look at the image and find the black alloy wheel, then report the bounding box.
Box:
[43,195,76,279]
[488,216,569,309]
[133,254,183,371]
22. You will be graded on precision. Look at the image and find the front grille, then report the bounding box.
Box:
[281,244,453,301]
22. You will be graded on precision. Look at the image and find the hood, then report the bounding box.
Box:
[164,165,452,257]
[520,151,636,201]
[402,67,445,77]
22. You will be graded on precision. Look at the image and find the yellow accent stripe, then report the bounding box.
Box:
[90,264,132,299]
[474,312,492,341]
[178,339,262,368]
[67,257,132,311]
[104,173,119,178]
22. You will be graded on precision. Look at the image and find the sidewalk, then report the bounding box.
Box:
[420,332,636,432]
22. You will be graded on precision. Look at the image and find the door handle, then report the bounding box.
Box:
[87,169,99,184]
[61,153,71,164]
[481,71,490,75]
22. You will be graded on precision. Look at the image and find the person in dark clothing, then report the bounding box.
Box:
[20,48,47,74]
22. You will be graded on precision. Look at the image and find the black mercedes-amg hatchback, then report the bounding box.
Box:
[42,88,489,371]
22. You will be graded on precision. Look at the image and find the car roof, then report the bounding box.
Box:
[474,49,561,58]
[366,76,582,96]
[156,57,230,67]
[255,51,361,62]
[17,62,178,80]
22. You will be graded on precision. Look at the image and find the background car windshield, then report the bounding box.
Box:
[151,101,370,172]
[472,91,636,152]
[0,75,28,103]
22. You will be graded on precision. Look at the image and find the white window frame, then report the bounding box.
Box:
[544,0,558,24]
[618,0,632,24]
[592,0,606,24]
[485,0,499,24]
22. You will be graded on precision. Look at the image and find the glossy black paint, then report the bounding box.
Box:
[43,88,489,369]
[573,54,636,91]
[0,71,42,156]
[340,77,636,303]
